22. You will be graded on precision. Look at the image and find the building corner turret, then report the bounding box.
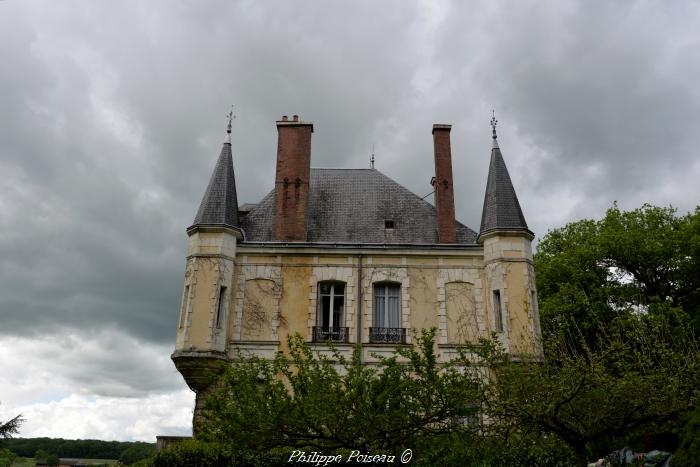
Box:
[173,115,242,434]
[478,113,541,357]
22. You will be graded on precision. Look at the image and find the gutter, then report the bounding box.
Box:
[356,254,363,363]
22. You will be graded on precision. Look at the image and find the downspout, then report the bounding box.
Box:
[357,254,363,363]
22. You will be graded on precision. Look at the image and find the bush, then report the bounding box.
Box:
[670,401,700,466]
[119,443,155,465]
[412,431,575,467]
[149,440,287,467]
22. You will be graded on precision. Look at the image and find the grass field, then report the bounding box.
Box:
[8,458,119,466]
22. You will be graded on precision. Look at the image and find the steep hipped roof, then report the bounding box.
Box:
[190,141,240,229]
[240,168,477,244]
[479,143,531,238]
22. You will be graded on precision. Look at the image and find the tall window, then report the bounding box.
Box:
[493,290,503,333]
[374,283,400,328]
[179,285,190,329]
[215,286,227,329]
[318,282,345,328]
[314,282,347,342]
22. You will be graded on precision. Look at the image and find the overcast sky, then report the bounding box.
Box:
[1,0,699,442]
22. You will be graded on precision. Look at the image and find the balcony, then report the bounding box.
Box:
[311,326,350,343]
[369,327,407,344]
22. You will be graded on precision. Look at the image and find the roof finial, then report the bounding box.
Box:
[370,144,375,169]
[490,109,499,149]
[225,105,235,144]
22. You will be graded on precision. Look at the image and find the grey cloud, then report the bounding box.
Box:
[1,0,699,360]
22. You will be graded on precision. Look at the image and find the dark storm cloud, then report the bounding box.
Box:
[1,0,699,384]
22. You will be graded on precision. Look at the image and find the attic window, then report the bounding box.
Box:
[384,220,395,229]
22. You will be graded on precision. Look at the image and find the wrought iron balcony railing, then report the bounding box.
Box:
[312,326,350,343]
[369,327,407,344]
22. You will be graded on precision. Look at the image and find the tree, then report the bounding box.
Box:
[119,443,156,465]
[0,408,23,439]
[46,453,60,466]
[474,314,700,467]
[200,329,481,453]
[671,398,700,466]
[34,449,50,462]
[530,204,700,464]
[0,448,17,467]
[535,204,700,342]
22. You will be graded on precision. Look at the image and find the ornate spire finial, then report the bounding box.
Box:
[490,110,499,148]
[225,105,236,143]
[370,144,375,169]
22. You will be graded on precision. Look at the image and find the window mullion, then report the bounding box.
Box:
[384,285,389,328]
[329,286,335,328]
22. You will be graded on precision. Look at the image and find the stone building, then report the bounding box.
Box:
[172,114,542,430]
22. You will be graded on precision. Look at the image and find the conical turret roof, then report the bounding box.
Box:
[190,138,240,230]
[479,123,531,239]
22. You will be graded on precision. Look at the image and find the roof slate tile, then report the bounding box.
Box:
[240,168,477,244]
[191,142,240,228]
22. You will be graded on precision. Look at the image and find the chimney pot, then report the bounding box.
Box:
[282,115,288,121]
[293,115,299,122]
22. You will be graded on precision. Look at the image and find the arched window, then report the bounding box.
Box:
[313,281,348,342]
[371,282,405,343]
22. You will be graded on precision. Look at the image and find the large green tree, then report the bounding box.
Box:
[535,204,700,342]
[504,203,700,465]
[475,318,699,467]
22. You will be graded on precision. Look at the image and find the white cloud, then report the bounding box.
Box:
[2,392,193,442]
[0,331,194,441]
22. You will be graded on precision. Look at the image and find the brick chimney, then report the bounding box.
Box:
[273,115,314,241]
[432,124,457,243]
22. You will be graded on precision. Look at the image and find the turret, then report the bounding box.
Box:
[172,112,242,432]
[478,113,541,356]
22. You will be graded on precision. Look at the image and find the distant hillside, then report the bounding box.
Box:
[0,438,155,464]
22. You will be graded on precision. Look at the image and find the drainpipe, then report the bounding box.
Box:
[357,254,363,363]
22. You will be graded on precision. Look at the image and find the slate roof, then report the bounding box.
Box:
[191,142,240,229]
[479,145,531,237]
[240,168,477,244]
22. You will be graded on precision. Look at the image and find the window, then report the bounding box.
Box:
[371,283,405,343]
[531,290,538,314]
[179,285,190,329]
[493,290,503,333]
[313,282,348,342]
[215,286,227,329]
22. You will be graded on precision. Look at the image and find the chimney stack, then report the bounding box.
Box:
[432,124,457,243]
[273,115,314,241]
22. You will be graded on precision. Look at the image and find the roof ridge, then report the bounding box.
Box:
[310,167,375,171]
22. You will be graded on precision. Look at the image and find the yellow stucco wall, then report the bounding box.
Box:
[240,279,276,341]
[279,264,312,353]
[445,281,477,343]
[182,258,217,349]
[176,236,539,360]
[407,267,438,332]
